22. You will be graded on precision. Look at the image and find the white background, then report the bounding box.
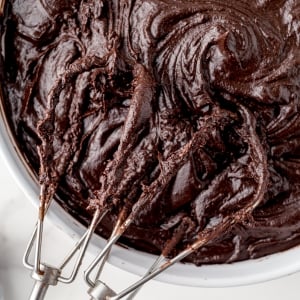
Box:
[1,155,300,300]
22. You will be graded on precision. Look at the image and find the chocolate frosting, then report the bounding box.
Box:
[1,0,300,265]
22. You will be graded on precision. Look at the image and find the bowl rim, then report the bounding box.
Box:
[1,99,300,288]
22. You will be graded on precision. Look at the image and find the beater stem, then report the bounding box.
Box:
[125,255,165,300]
[33,218,44,274]
[29,281,49,300]
[85,218,132,287]
[108,248,192,300]
[59,208,106,283]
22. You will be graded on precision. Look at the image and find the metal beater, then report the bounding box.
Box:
[23,199,107,300]
[82,106,268,300]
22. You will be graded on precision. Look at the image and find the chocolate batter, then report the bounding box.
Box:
[1,0,300,265]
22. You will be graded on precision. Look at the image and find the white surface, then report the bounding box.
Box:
[1,157,300,300]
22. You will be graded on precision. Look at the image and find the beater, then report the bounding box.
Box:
[23,200,106,300]
[83,107,268,300]
[0,0,108,293]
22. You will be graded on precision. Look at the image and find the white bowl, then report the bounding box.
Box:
[1,101,300,288]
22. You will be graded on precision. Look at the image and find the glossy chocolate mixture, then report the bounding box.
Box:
[1,0,300,265]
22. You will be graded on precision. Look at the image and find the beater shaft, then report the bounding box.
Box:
[29,264,60,300]
[29,282,49,300]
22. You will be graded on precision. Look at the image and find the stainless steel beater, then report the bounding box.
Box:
[23,199,107,300]
[82,107,268,300]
